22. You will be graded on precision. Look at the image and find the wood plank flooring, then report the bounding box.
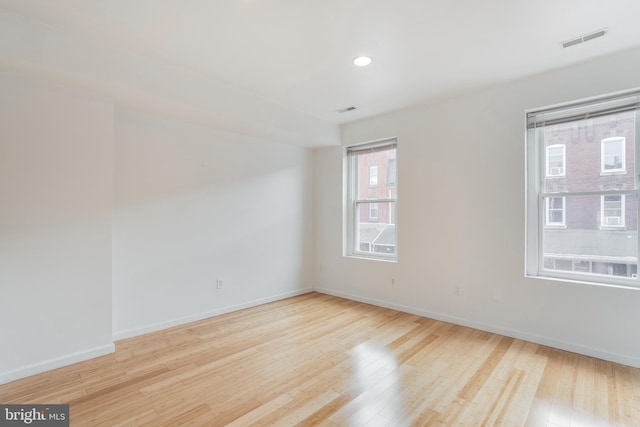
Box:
[1,292,639,426]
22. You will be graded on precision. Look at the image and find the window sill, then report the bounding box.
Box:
[600,170,627,176]
[525,272,640,291]
[345,254,397,263]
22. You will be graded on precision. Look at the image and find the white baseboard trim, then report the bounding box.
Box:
[314,287,640,369]
[0,344,115,385]
[113,288,313,341]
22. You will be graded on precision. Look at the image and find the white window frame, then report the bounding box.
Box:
[600,195,625,228]
[545,144,566,177]
[369,202,379,221]
[601,137,626,174]
[525,89,640,288]
[545,196,565,228]
[345,138,398,262]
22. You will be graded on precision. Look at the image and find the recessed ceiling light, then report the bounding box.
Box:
[353,56,372,67]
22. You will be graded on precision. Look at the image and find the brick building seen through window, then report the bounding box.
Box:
[542,111,637,278]
[356,148,396,255]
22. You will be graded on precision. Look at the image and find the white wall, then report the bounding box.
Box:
[0,70,114,383]
[0,3,324,384]
[112,109,314,339]
[0,70,316,384]
[315,46,640,368]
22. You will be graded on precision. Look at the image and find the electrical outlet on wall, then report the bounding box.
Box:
[455,284,462,296]
[216,279,223,289]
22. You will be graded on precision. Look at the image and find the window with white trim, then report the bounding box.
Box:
[369,165,378,186]
[546,144,566,177]
[545,197,565,227]
[369,202,379,221]
[346,139,397,260]
[526,90,639,287]
[601,137,626,173]
[601,195,625,228]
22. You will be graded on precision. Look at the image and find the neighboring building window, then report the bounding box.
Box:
[346,139,397,261]
[542,258,638,278]
[601,137,626,173]
[526,90,639,287]
[369,203,379,221]
[601,195,625,227]
[546,144,566,177]
[369,165,378,186]
[545,197,565,227]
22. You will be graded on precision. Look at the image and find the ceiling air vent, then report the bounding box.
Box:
[562,28,607,48]
[337,106,356,113]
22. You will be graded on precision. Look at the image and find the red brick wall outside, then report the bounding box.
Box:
[543,111,636,231]
[357,149,397,224]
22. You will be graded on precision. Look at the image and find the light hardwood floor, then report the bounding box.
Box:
[1,292,639,426]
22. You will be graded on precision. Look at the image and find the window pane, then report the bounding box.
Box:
[546,145,565,176]
[555,259,573,271]
[369,165,378,186]
[603,138,625,171]
[369,203,379,221]
[356,201,396,255]
[543,112,635,194]
[574,260,591,272]
[546,197,565,226]
[548,155,563,169]
[542,194,637,278]
[549,210,564,223]
[357,148,397,200]
[602,195,623,226]
[612,263,628,276]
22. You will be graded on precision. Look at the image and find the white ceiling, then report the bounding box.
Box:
[1,0,639,140]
